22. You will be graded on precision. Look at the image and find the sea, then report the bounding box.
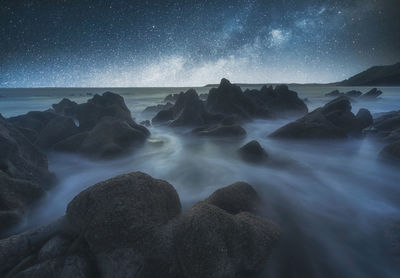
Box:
[1,85,400,278]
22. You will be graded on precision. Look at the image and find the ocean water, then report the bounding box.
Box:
[1,85,400,277]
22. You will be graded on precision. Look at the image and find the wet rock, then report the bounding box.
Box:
[172,202,280,278]
[238,140,269,163]
[204,182,262,214]
[66,172,181,253]
[360,88,382,100]
[37,235,72,262]
[192,123,246,137]
[270,96,372,139]
[36,115,78,148]
[142,102,173,116]
[163,93,180,103]
[52,98,78,117]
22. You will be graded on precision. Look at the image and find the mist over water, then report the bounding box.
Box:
[1,85,400,277]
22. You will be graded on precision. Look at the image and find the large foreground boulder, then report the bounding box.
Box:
[269,96,373,139]
[0,172,280,278]
[0,115,55,234]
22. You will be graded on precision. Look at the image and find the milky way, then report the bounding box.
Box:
[1,0,399,87]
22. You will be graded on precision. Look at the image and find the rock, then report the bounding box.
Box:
[356,108,373,130]
[0,116,55,233]
[8,111,57,135]
[60,255,93,278]
[238,140,269,163]
[325,89,343,97]
[204,182,262,214]
[199,93,208,100]
[11,257,65,278]
[369,111,400,141]
[95,248,143,278]
[163,93,180,103]
[206,78,256,119]
[142,103,173,116]
[153,89,222,126]
[52,98,78,117]
[37,235,72,262]
[140,120,151,127]
[345,90,362,97]
[172,201,280,278]
[270,96,372,139]
[66,172,181,253]
[76,92,134,130]
[192,124,246,137]
[0,217,70,275]
[380,140,400,163]
[360,88,382,100]
[36,115,78,148]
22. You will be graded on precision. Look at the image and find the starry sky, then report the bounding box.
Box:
[1,0,399,87]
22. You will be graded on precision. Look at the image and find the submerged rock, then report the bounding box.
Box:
[238,140,269,163]
[345,90,362,97]
[270,96,373,139]
[360,88,382,100]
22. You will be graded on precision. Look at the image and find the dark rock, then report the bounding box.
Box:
[172,201,280,278]
[270,96,372,139]
[142,102,173,116]
[380,140,400,163]
[163,93,180,103]
[369,111,400,141]
[95,248,143,278]
[199,93,208,100]
[360,88,383,100]
[66,172,181,253]
[356,108,373,130]
[325,89,343,97]
[60,255,93,278]
[8,111,57,135]
[140,120,151,127]
[37,235,72,262]
[37,115,78,148]
[52,98,78,117]
[153,89,222,126]
[345,90,362,97]
[238,140,269,163]
[204,182,262,214]
[11,257,65,278]
[192,124,246,137]
[206,78,256,119]
[0,117,55,233]
[76,92,134,130]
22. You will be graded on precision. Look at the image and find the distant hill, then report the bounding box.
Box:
[338,62,400,86]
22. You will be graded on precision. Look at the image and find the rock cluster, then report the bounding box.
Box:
[325,88,383,100]
[269,96,373,139]
[0,172,280,278]
[0,115,55,234]
[9,92,150,158]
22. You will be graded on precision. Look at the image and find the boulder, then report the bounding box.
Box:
[325,90,343,97]
[36,115,78,148]
[66,172,181,253]
[238,140,269,163]
[269,96,372,139]
[356,108,373,130]
[204,182,262,214]
[172,202,279,278]
[52,98,78,117]
[152,109,174,124]
[37,235,72,262]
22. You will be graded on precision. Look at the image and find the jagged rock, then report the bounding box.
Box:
[153,89,222,126]
[238,140,269,163]
[360,88,382,100]
[52,98,78,117]
[142,103,173,116]
[163,93,180,103]
[66,172,181,253]
[36,115,78,148]
[270,96,372,139]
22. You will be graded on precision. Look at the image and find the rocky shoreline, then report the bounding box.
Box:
[1,79,399,277]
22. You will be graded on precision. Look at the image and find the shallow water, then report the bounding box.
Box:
[1,85,400,277]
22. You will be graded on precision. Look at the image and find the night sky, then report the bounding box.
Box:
[1,0,399,87]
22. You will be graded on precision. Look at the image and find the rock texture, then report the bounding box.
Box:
[0,115,55,233]
[238,140,269,163]
[0,172,280,278]
[270,96,373,139]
